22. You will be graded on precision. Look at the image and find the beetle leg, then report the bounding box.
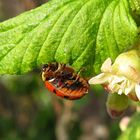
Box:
[63,74,78,87]
[64,80,75,87]
[55,63,66,75]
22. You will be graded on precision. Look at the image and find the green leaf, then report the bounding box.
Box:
[0,0,138,76]
[117,113,140,140]
[128,0,140,25]
[129,0,140,16]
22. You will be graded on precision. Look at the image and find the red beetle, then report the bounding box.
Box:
[42,63,89,100]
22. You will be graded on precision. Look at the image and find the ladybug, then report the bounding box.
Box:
[42,63,89,100]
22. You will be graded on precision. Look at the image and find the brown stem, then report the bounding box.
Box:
[55,100,75,140]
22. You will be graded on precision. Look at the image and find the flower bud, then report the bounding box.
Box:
[106,94,129,119]
[112,50,140,82]
[89,50,140,101]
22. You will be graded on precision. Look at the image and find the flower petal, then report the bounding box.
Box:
[118,89,123,95]
[89,73,109,84]
[135,84,140,100]
[101,58,112,72]
[124,82,134,95]
[109,76,125,85]
[107,83,119,93]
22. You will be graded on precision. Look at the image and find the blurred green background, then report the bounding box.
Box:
[0,0,136,140]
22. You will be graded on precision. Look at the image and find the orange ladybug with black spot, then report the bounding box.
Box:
[41,63,89,100]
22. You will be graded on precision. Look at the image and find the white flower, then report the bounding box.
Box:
[89,50,140,101]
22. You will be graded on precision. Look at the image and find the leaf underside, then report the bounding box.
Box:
[0,0,138,76]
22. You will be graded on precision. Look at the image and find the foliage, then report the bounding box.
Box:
[118,112,140,140]
[0,0,138,76]
[0,0,140,139]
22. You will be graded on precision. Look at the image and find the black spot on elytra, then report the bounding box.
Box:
[63,96,69,99]
[53,89,57,94]
[69,81,82,90]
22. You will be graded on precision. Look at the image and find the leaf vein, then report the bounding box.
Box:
[54,0,92,61]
